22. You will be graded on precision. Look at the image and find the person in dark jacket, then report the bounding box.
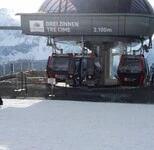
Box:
[0,96,3,105]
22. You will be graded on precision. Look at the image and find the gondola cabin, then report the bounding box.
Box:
[67,53,102,87]
[117,54,149,87]
[46,53,102,87]
[46,53,70,82]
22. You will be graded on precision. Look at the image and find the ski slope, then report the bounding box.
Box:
[0,99,154,150]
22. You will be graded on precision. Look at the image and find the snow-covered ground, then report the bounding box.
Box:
[0,99,154,150]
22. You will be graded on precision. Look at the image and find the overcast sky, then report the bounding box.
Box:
[0,0,44,13]
[149,0,154,7]
[0,0,154,13]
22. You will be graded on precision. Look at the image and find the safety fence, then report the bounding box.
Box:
[0,60,47,77]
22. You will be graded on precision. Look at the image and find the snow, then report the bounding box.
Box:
[0,99,154,150]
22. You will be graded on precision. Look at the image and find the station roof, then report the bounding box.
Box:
[39,0,154,14]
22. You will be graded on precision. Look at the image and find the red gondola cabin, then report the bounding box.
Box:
[117,54,149,87]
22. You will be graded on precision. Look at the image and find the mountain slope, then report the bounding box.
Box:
[0,9,51,63]
[0,9,81,63]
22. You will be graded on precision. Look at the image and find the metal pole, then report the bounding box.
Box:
[20,62,23,72]
[3,64,5,76]
[10,63,14,75]
[25,74,28,95]
[21,72,24,90]
[15,74,19,91]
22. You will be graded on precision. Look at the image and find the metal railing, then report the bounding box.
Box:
[0,60,47,77]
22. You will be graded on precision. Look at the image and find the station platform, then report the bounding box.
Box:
[1,79,154,104]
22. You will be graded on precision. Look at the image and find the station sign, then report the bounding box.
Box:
[20,14,118,36]
[19,13,154,37]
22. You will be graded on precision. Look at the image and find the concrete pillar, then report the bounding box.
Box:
[91,42,119,86]
[91,44,105,86]
[99,43,118,86]
[99,44,105,85]
[109,48,113,78]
